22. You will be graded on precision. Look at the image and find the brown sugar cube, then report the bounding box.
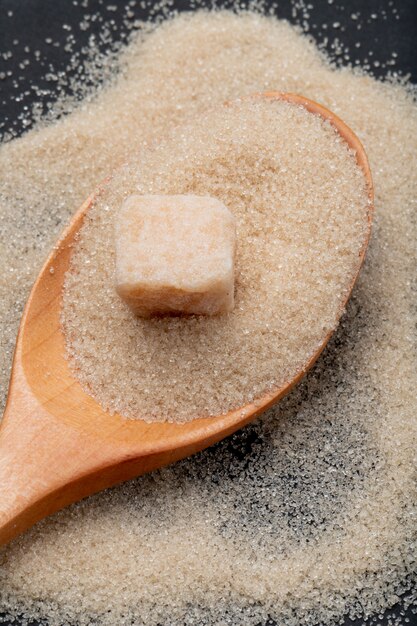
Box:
[115,194,236,316]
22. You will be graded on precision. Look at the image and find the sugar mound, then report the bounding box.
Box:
[62,97,369,422]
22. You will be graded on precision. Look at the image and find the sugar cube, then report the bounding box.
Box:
[115,194,236,316]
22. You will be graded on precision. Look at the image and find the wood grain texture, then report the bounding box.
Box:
[0,92,374,546]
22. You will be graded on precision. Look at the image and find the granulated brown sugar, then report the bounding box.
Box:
[0,6,416,626]
[62,97,369,422]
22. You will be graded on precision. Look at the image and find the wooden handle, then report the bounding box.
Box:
[0,395,229,545]
[0,390,82,544]
[0,375,129,545]
[0,374,220,546]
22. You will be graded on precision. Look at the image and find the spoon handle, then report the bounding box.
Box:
[0,384,120,546]
[0,392,76,545]
[0,381,185,547]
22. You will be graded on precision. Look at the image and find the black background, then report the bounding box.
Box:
[0,0,416,624]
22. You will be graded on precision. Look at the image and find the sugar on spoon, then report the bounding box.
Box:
[0,92,373,546]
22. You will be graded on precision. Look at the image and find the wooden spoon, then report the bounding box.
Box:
[0,92,374,546]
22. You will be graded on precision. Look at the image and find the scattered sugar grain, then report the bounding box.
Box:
[0,6,416,626]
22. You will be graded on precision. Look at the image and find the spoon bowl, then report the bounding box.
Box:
[0,92,374,546]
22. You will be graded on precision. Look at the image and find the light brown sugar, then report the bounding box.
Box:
[62,96,370,422]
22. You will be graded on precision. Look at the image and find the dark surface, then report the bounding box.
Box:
[0,0,416,625]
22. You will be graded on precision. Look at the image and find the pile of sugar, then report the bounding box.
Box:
[62,97,369,422]
[0,7,416,626]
